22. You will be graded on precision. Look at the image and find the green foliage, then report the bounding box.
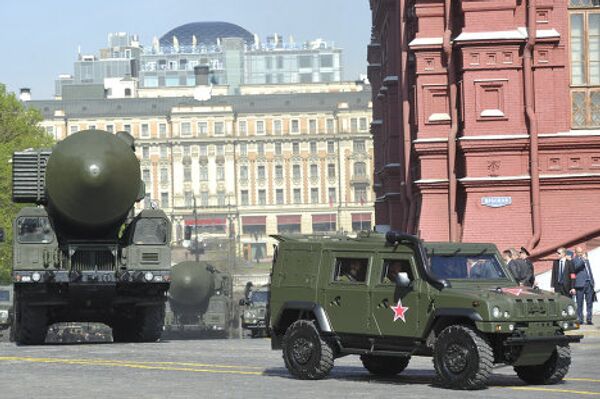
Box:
[0,84,54,283]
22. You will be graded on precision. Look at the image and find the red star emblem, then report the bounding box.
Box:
[503,288,523,296]
[391,299,409,322]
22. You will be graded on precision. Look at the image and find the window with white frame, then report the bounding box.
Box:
[354,162,367,177]
[257,142,265,156]
[160,167,168,183]
[311,188,319,204]
[241,190,249,206]
[199,166,208,181]
[292,141,300,154]
[240,165,248,180]
[309,119,317,134]
[293,188,302,204]
[570,2,600,127]
[239,142,248,155]
[290,119,300,134]
[359,117,368,131]
[328,163,336,178]
[214,121,225,135]
[239,120,247,136]
[181,122,192,137]
[256,120,265,135]
[326,118,335,133]
[273,120,282,135]
[275,142,282,155]
[198,121,208,136]
[276,189,284,204]
[310,164,318,178]
[275,165,284,179]
[159,123,167,138]
[199,144,207,156]
[141,123,150,138]
[106,124,114,133]
[293,164,301,179]
[258,189,267,205]
[310,141,317,154]
[217,165,225,181]
[353,140,366,153]
[257,165,266,179]
[70,125,79,134]
[327,140,335,153]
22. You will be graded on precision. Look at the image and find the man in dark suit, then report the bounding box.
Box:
[551,247,575,297]
[519,247,535,287]
[573,247,595,325]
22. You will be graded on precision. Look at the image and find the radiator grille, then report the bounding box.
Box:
[141,252,159,263]
[70,247,116,271]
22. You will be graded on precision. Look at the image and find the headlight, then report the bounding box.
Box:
[562,322,569,330]
[503,311,510,319]
[561,310,568,317]
[144,272,154,282]
[567,305,575,317]
[492,307,501,318]
[0,310,8,324]
[32,272,41,282]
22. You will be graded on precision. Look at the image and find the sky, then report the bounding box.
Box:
[0,0,372,99]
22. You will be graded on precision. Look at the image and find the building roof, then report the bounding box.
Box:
[26,89,372,119]
[159,21,254,47]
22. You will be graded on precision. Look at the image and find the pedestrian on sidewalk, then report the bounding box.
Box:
[573,247,596,325]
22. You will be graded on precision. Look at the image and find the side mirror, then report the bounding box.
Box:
[395,272,411,288]
[239,299,247,306]
[0,228,4,243]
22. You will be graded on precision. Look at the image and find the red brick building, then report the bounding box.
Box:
[368,0,600,267]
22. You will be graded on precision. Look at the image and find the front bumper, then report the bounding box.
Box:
[504,334,583,346]
[242,320,267,330]
[13,270,170,284]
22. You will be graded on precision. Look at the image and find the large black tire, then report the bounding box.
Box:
[112,304,165,343]
[136,304,165,342]
[360,354,411,376]
[14,301,48,345]
[514,345,571,385]
[282,320,334,380]
[433,325,493,390]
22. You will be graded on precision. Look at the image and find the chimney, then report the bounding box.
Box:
[194,65,210,86]
[19,88,31,102]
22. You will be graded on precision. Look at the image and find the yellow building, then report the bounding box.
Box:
[29,82,374,258]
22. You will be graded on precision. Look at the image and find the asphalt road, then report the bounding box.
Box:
[0,333,599,399]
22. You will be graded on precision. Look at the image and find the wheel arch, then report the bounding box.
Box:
[271,301,332,350]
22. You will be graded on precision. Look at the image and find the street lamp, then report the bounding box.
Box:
[193,194,199,262]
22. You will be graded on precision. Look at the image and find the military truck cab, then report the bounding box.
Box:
[269,232,582,389]
[241,285,270,338]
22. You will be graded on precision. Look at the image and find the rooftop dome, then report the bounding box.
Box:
[159,21,254,47]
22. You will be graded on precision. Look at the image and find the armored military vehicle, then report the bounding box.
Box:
[0,285,13,338]
[11,129,171,345]
[269,232,582,389]
[240,284,269,337]
[164,261,234,337]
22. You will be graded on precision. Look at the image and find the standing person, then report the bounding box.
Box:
[551,247,575,297]
[503,249,519,282]
[519,247,535,287]
[573,247,596,325]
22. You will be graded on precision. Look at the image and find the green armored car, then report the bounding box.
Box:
[240,284,270,338]
[269,232,582,390]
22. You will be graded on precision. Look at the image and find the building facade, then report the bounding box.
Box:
[369,0,600,266]
[56,22,343,98]
[29,83,373,258]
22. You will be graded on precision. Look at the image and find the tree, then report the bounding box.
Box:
[0,84,54,283]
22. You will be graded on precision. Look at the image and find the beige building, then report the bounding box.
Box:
[29,82,374,258]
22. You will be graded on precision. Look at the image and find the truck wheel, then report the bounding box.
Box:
[433,325,493,390]
[111,319,136,343]
[136,304,165,342]
[514,345,571,385]
[282,320,334,380]
[15,302,48,345]
[360,354,410,376]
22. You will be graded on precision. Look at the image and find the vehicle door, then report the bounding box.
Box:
[369,253,427,337]
[322,253,371,335]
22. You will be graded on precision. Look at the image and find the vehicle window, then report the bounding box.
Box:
[249,291,269,303]
[133,218,168,245]
[333,257,368,283]
[429,254,508,280]
[208,301,226,312]
[17,217,53,243]
[0,290,9,302]
[381,258,414,284]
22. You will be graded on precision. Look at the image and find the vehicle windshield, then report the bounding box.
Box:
[0,290,9,302]
[17,217,53,243]
[429,254,509,280]
[133,218,168,245]
[250,291,269,303]
[207,301,226,312]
